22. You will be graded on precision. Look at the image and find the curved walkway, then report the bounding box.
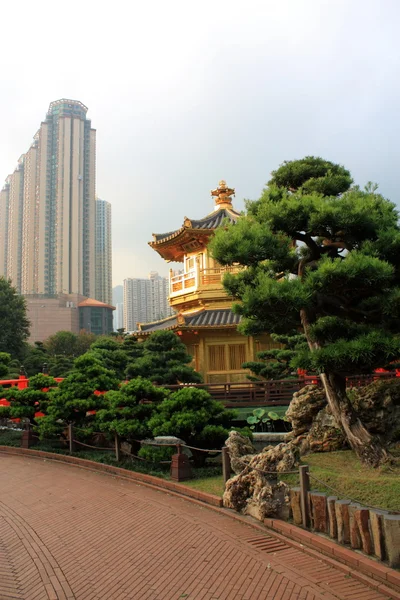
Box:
[0,455,392,600]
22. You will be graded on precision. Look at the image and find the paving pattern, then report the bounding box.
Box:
[0,454,393,600]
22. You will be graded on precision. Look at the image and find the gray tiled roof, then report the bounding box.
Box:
[139,315,178,332]
[138,308,241,334]
[153,207,240,243]
[186,309,241,327]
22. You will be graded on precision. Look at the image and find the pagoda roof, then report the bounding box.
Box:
[149,180,240,262]
[135,308,241,335]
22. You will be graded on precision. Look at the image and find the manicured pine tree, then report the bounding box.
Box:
[243,333,307,381]
[0,373,57,425]
[126,330,202,384]
[209,156,400,466]
[37,352,120,439]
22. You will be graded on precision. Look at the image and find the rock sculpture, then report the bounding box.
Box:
[223,434,298,520]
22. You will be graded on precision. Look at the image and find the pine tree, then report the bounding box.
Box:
[37,352,120,438]
[243,333,307,381]
[209,156,400,466]
[126,330,202,384]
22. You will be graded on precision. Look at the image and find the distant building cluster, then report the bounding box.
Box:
[0,99,114,339]
[123,272,174,332]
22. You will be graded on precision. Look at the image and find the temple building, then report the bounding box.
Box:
[137,180,275,383]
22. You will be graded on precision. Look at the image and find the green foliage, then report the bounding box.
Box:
[209,156,400,378]
[246,408,283,432]
[148,387,235,464]
[96,378,168,442]
[121,336,144,361]
[0,278,30,358]
[90,337,129,379]
[269,156,352,196]
[21,342,49,377]
[243,333,307,380]
[44,330,96,358]
[37,352,120,439]
[137,444,175,463]
[48,355,74,377]
[126,330,202,384]
[1,373,58,424]
[0,353,11,378]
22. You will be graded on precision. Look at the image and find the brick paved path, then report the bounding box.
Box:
[0,455,392,600]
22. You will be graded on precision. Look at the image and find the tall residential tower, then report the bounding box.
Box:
[0,99,96,297]
[95,198,112,306]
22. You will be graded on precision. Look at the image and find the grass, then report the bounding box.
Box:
[282,448,400,512]
[183,475,224,496]
[1,429,398,510]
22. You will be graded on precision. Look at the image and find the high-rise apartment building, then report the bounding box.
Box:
[95,198,112,305]
[0,99,96,297]
[0,178,10,276]
[123,272,174,332]
[114,302,124,331]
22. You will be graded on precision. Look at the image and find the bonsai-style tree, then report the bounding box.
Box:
[243,333,307,381]
[37,352,120,439]
[0,373,57,425]
[209,156,400,466]
[122,336,144,362]
[95,377,168,446]
[148,387,235,466]
[90,337,129,380]
[48,355,74,378]
[126,330,202,384]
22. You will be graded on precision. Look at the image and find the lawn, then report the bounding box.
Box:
[297,449,400,512]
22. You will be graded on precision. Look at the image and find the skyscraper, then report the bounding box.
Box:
[0,177,10,276]
[95,198,112,305]
[0,99,96,297]
[123,272,174,331]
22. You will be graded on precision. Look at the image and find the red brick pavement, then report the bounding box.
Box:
[0,455,395,600]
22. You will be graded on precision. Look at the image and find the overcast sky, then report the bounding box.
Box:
[1,0,399,286]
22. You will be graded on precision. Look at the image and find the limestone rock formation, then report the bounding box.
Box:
[286,385,326,436]
[286,385,345,453]
[307,406,346,452]
[223,436,298,520]
[224,430,257,474]
[351,379,400,443]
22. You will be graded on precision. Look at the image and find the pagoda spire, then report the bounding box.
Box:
[211,180,235,208]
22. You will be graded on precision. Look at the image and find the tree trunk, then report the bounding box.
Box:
[300,309,388,467]
[320,372,387,467]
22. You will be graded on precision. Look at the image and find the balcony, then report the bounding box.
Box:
[169,267,237,299]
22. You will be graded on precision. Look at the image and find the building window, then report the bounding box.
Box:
[208,345,226,371]
[229,344,246,370]
[208,343,247,372]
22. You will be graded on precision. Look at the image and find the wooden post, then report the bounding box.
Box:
[222,447,231,484]
[115,432,120,462]
[68,423,75,454]
[299,465,310,528]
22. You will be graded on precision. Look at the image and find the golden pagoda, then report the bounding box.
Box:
[138,181,274,383]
